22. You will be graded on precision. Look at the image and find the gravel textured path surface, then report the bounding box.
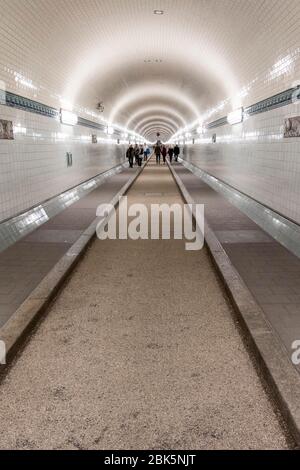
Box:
[0,159,292,449]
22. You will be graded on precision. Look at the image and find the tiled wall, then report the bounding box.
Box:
[0,106,126,222]
[183,100,300,224]
[1,0,300,225]
[191,2,300,123]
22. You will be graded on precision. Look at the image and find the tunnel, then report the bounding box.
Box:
[0,0,300,453]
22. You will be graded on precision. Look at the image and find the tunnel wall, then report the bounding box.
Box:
[0,105,127,222]
[183,99,300,225]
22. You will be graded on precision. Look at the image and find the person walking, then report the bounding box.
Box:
[154,144,161,164]
[134,144,140,165]
[126,144,134,168]
[137,145,143,166]
[139,144,144,159]
[143,144,149,161]
[168,146,174,163]
[162,145,167,165]
[174,144,180,162]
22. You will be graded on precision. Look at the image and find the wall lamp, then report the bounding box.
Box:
[60,109,78,126]
[227,107,243,125]
[106,126,114,135]
[197,125,205,134]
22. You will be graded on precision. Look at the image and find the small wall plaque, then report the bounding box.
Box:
[0,120,14,140]
[66,152,73,167]
[92,134,97,143]
[284,117,300,138]
[212,133,217,143]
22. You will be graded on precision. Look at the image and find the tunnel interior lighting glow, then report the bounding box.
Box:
[153,10,164,15]
[14,124,27,135]
[197,125,205,134]
[60,109,78,126]
[14,72,37,90]
[106,126,114,135]
[227,108,243,125]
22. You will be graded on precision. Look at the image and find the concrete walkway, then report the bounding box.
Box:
[170,162,300,374]
[0,158,292,449]
[0,166,138,327]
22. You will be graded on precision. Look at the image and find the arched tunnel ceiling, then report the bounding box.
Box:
[1,0,300,142]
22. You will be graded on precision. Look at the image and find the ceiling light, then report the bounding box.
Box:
[154,9,164,15]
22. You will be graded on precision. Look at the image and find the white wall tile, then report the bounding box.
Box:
[184,102,300,223]
[0,107,126,221]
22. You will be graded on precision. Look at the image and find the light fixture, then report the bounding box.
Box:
[60,109,78,126]
[197,125,205,134]
[227,108,243,125]
[14,124,27,135]
[154,9,164,15]
[106,126,114,135]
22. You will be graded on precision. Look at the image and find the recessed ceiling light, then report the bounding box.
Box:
[154,9,164,15]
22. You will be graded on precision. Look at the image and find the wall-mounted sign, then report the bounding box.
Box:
[92,134,97,143]
[0,119,14,140]
[284,116,300,138]
[212,133,217,143]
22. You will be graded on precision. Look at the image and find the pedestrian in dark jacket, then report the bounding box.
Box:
[138,145,143,166]
[174,144,180,162]
[126,145,134,168]
[162,145,167,165]
[155,145,161,164]
[134,144,140,165]
[168,146,174,163]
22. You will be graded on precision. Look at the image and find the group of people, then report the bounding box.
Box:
[126,142,180,168]
[126,144,151,168]
[154,143,180,165]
